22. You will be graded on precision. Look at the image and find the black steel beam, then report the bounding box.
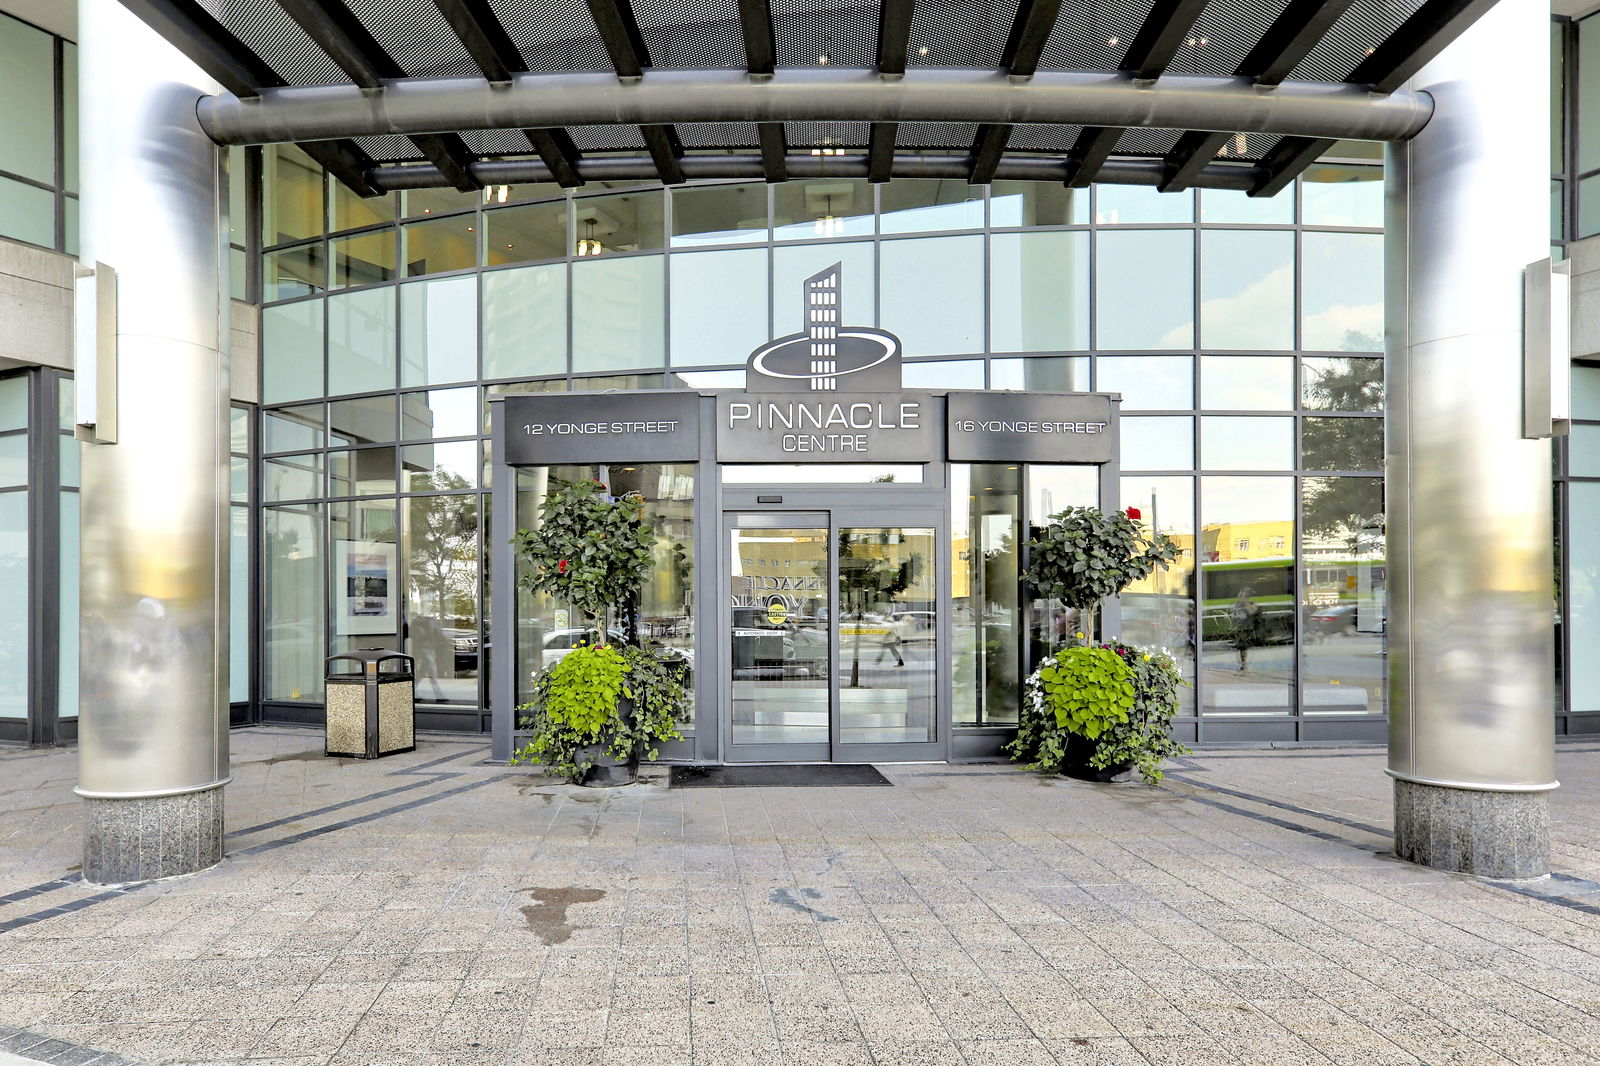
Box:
[1345,0,1500,94]
[432,0,526,85]
[759,123,788,182]
[410,132,480,191]
[1159,130,1231,191]
[369,151,1267,192]
[299,139,381,197]
[968,124,1012,185]
[737,0,777,76]
[868,123,898,182]
[584,0,652,78]
[640,124,685,184]
[526,128,584,187]
[1238,0,1359,86]
[117,0,285,97]
[1249,136,1334,197]
[1063,126,1123,187]
[1001,0,1065,77]
[877,0,915,76]
[1120,0,1213,80]
[274,0,405,89]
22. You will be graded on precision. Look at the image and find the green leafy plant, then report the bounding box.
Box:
[1009,639,1189,784]
[513,478,657,629]
[1023,505,1178,639]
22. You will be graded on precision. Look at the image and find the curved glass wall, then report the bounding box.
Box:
[258,158,1386,733]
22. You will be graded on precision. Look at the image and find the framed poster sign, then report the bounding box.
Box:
[335,540,397,635]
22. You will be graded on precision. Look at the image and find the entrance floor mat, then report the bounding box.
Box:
[669,764,892,788]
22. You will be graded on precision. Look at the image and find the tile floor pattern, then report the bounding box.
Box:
[2,729,1600,1065]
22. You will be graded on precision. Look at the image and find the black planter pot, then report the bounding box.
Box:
[1061,735,1135,783]
[576,739,639,787]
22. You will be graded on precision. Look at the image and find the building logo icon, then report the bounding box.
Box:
[746,264,902,392]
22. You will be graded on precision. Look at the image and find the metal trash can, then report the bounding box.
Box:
[324,651,416,759]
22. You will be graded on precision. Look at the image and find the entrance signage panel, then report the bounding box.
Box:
[946,392,1114,463]
[747,263,903,393]
[717,392,941,462]
[503,392,701,464]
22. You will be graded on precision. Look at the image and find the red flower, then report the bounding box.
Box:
[557,559,569,573]
[1125,506,1142,521]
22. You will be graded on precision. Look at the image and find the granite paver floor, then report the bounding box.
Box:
[3,728,1600,1065]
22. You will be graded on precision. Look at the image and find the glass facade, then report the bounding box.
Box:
[0,11,75,254]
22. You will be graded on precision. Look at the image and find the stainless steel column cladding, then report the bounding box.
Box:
[75,0,230,882]
[1385,0,1556,874]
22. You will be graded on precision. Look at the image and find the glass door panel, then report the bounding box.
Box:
[728,520,831,758]
[836,526,937,746]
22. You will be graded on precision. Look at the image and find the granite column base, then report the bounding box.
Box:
[1393,778,1548,879]
[82,785,225,885]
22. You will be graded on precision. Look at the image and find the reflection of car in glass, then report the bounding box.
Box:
[442,627,479,670]
[1306,604,1357,638]
[729,606,827,678]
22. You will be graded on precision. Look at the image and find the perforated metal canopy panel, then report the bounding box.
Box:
[146,0,1464,195]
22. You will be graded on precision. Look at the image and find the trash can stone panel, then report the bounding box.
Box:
[379,679,415,753]
[325,652,417,759]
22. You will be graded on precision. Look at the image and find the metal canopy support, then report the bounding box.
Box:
[738,0,776,76]
[1250,135,1334,196]
[410,132,481,191]
[1240,0,1359,85]
[299,140,382,197]
[1348,0,1501,93]
[1159,130,1230,192]
[868,123,898,182]
[433,0,526,86]
[1063,126,1122,187]
[758,122,787,181]
[117,0,283,97]
[877,0,915,76]
[1002,0,1065,77]
[969,123,1011,185]
[527,127,583,187]
[584,0,651,78]
[273,0,405,88]
[641,123,685,184]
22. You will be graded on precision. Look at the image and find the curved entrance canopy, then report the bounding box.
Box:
[121,0,1484,195]
[126,0,1493,195]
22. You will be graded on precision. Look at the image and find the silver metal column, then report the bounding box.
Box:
[1385,0,1556,878]
[75,0,231,883]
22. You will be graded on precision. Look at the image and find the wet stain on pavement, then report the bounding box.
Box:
[519,886,606,944]
[770,887,837,922]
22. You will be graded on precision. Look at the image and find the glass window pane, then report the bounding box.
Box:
[59,492,79,716]
[263,145,324,246]
[401,276,478,387]
[1580,17,1600,174]
[477,182,567,208]
[1095,185,1192,224]
[264,453,324,502]
[1553,181,1565,243]
[329,447,396,496]
[230,406,250,454]
[405,494,481,703]
[1570,482,1600,710]
[1302,233,1383,351]
[774,179,874,241]
[773,242,875,336]
[1201,231,1294,351]
[64,197,78,257]
[404,187,482,218]
[329,499,399,661]
[1572,424,1600,477]
[483,264,567,379]
[0,435,26,488]
[671,183,768,246]
[988,356,1088,391]
[330,394,398,446]
[1200,188,1293,225]
[404,441,479,489]
[1303,356,1383,412]
[670,249,769,366]
[1201,416,1294,470]
[1097,356,1192,410]
[265,244,326,300]
[1301,164,1384,228]
[1301,477,1385,715]
[1576,367,1600,419]
[406,387,480,440]
[264,404,323,453]
[571,255,665,372]
[951,464,1022,726]
[1201,356,1293,411]
[0,377,26,430]
[572,373,665,391]
[1581,174,1600,240]
[0,177,55,248]
[231,456,247,502]
[573,191,664,254]
[60,433,79,489]
[1554,22,1566,175]
[230,246,247,302]
[332,230,398,288]
[1096,230,1194,349]
[902,360,984,389]
[0,491,27,717]
[0,15,55,183]
[229,505,248,702]
[990,232,1089,353]
[1303,416,1382,471]
[879,180,984,233]
[265,504,326,701]
[404,215,479,276]
[1122,416,1193,470]
[1120,475,1195,710]
[880,236,984,356]
[485,201,568,266]
[991,181,1087,227]
[673,369,744,389]
[331,182,396,233]
[62,43,78,194]
[261,300,326,405]
[327,288,396,396]
[1200,475,1295,713]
